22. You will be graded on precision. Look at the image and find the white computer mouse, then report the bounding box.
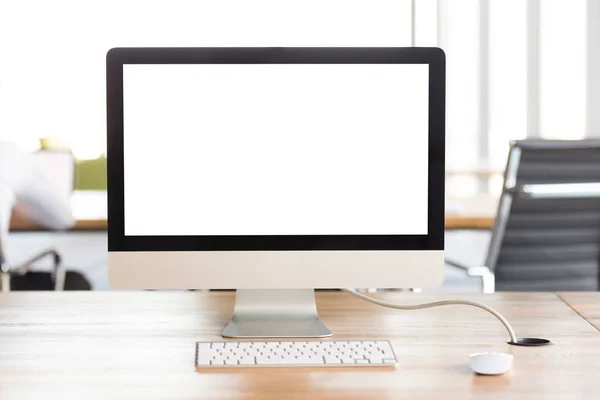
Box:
[469,352,514,375]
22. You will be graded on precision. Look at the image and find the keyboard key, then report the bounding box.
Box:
[355,359,370,364]
[297,355,319,363]
[257,357,319,366]
[196,343,212,356]
[324,356,341,364]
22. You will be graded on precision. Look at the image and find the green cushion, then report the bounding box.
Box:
[38,137,107,191]
[75,157,107,191]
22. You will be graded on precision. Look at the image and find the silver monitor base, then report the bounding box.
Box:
[222,289,332,338]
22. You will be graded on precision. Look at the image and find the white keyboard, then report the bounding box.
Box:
[195,340,398,368]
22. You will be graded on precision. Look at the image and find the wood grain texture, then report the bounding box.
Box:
[0,291,599,399]
[557,292,600,331]
[444,216,494,230]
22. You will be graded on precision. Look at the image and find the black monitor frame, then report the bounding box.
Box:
[107,47,445,251]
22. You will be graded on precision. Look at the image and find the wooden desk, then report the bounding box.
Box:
[0,292,598,399]
[557,292,600,331]
[9,191,498,231]
[445,194,497,230]
[9,215,108,231]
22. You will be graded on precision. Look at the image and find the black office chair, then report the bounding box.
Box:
[0,225,92,291]
[0,148,90,291]
[447,139,600,292]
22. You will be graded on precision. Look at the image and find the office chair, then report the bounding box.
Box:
[0,142,76,291]
[447,139,600,292]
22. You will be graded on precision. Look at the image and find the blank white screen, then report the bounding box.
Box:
[123,64,429,236]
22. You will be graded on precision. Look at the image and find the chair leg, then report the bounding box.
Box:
[481,273,495,294]
[54,266,66,291]
[1,272,9,292]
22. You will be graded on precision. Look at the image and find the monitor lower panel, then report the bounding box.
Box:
[108,250,444,289]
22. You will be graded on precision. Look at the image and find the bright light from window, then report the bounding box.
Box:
[415,0,438,46]
[489,0,527,169]
[539,0,586,139]
[0,0,411,159]
[444,0,480,196]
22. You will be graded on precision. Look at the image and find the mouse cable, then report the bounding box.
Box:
[341,288,517,343]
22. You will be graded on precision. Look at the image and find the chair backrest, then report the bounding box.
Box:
[486,139,600,291]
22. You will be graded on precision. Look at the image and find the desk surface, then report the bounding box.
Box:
[9,191,498,231]
[0,291,599,399]
[558,292,600,331]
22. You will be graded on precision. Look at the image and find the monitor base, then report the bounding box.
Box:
[222,289,332,338]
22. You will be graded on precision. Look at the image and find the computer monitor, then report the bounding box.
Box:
[107,47,445,338]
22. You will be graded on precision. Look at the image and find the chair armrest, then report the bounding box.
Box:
[14,249,65,290]
[16,249,62,274]
[445,258,471,271]
[466,266,495,294]
[445,259,495,293]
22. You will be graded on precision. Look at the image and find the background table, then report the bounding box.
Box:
[9,191,498,231]
[9,191,108,231]
[445,194,497,230]
[0,291,599,399]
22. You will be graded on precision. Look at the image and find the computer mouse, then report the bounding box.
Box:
[469,352,513,375]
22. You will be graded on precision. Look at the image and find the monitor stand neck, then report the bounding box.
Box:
[222,289,332,338]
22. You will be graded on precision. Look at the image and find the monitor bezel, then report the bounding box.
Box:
[107,47,445,251]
